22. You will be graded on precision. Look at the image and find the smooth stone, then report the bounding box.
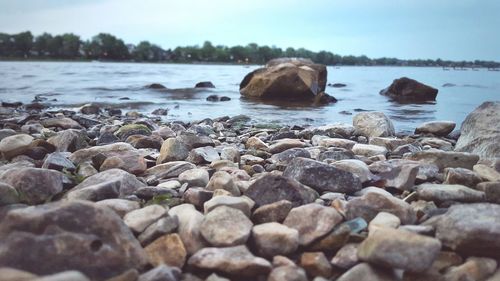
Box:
[41,117,82,129]
[124,205,167,233]
[145,161,196,182]
[415,121,456,136]
[138,216,179,246]
[168,204,208,255]
[474,164,500,182]
[443,167,482,187]
[331,159,373,183]
[358,227,441,272]
[0,167,65,205]
[69,142,136,165]
[115,124,151,140]
[368,159,419,190]
[244,174,317,208]
[283,157,362,194]
[425,203,500,258]
[270,147,311,165]
[204,195,252,217]
[346,191,417,224]
[283,203,343,246]
[419,137,453,151]
[353,112,395,138]
[416,183,485,203]
[70,169,146,198]
[48,129,88,152]
[0,201,148,280]
[187,245,271,277]
[251,222,299,257]
[336,263,398,281]
[330,243,360,269]
[178,168,209,187]
[405,149,479,171]
[0,267,39,281]
[0,182,20,206]
[352,143,388,157]
[300,252,332,278]
[186,146,220,164]
[444,257,497,281]
[76,162,98,179]
[176,132,215,149]
[206,171,240,196]
[144,233,186,268]
[156,138,189,164]
[0,134,33,160]
[182,187,213,209]
[315,137,356,149]
[220,146,240,163]
[267,266,308,281]
[309,223,350,251]
[42,152,76,171]
[33,271,90,281]
[95,199,141,218]
[126,135,163,150]
[252,200,293,224]
[246,136,269,151]
[200,205,253,247]
[65,180,121,201]
[368,211,401,232]
[369,137,408,150]
[455,101,500,158]
[268,139,305,154]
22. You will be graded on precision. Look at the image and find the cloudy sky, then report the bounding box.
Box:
[1,0,499,61]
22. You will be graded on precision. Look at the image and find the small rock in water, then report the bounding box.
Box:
[195,81,216,88]
[146,83,167,89]
[415,120,456,136]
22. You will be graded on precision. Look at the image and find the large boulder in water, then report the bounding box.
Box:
[380,77,438,102]
[455,101,500,158]
[240,58,333,103]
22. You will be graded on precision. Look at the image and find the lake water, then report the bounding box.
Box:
[0,61,499,133]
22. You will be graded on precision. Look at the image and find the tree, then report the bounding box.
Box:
[61,33,81,58]
[13,31,33,57]
[200,41,216,61]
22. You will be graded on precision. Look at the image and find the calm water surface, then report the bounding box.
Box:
[0,61,499,132]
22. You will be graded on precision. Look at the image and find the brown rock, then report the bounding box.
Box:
[145,234,187,268]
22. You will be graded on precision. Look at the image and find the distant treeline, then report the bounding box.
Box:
[1,31,499,68]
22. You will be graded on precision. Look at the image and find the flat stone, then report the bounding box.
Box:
[69,142,136,165]
[474,164,500,182]
[416,183,485,203]
[336,263,398,281]
[252,200,293,224]
[168,204,208,255]
[269,139,305,154]
[0,168,65,205]
[42,152,76,171]
[405,149,479,171]
[283,203,343,246]
[352,143,388,157]
[353,112,395,138]
[369,137,407,150]
[0,201,148,280]
[200,206,253,247]
[346,191,416,224]
[204,195,252,217]
[270,148,311,165]
[425,203,500,258]
[187,245,271,277]
[315,137,356,149]
[368,211,401,232]
[245,174,317,208]
[0,134,33,160]
[95,199,141,218]
[369,159,420,190]
[283,157,362,194]
[251,222,299,257]
[331,159,373,183]
[144,233,186,268]
[137,215,179,246]
[41,117,82,129]
[358,227,441,272]
[186,146,220,164]
[124,205,167,233]
[415,121,456,136]
[443,167,482,187]
[246,136,269,151]
[70,169,146,199]
[65,180,121,201]
[178,168,209,187]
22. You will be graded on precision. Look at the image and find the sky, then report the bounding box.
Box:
[0,0,499,61]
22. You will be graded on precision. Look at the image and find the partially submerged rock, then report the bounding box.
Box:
[380,77,438,102]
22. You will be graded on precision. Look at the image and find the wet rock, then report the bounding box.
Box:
[157,138,190,164]
[425,203,500,258]
[0,134,33,160]
[251,200,292,224]
[42,152,76,171]
[416,183,485,203]
[405,149,479,170]
[168,204,208,255]
[146,83,167,89]
[443,167,482,187]
[206,95,230,102]
[137,265,181,281]
[178,168,209,187]
[358,227,441,272]
[80,103,100,115]
[48,129,88,152]
[138,216,179,246]
[300,252,332,278]
[244,174,317,207]
[195,81,215,88]
[145,233,187,268]
[151,108,168,116]
[283,157,362,194]
[455,101,500,158]
[0,182,20,206]
[353,112,395,138]
[200,205,253,247]
[283,203,343,246]
[267,266,308,281]
[204,195,252,217]
[415,121,456,136]
[124,205,167,233]
[69,168,146,199]
[251,222,299,257]
[346,191,417,224]
[0,201,148,280]
[186,146,220,164]
[0,168,65,205]
[352,143,388,157]
[336,263,398,281]
[206,171,240,195]
[380,77,438,101]
[41,117,83,129]
[187,245,271,277]
[240,58,326,101]
[95,198,141,218]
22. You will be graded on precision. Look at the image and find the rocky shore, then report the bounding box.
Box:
[0,96,499,281]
